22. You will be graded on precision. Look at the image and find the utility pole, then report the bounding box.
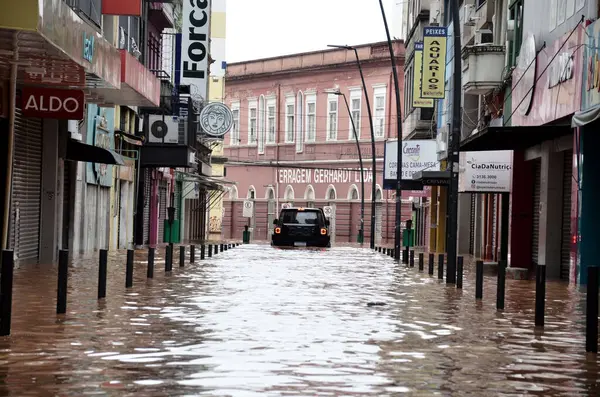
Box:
[446,0,463,284]
[378,0,403,260]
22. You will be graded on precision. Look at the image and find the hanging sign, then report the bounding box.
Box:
[421,26,448,99]
[21,87,85,120]
[242,200,254,218]
[180,0,211,101]
[458,151,513,193]
[199,102,233,137]
[412,42,434,108]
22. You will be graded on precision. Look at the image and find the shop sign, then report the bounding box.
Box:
[582,20,600,111]
[21,87,85,120]
[513,26,583,126]
[119,159,135,182]
[458,151,513,193]
[383,140,440,182]
[24,57,87,87]
[83,32,95,63]
[180,0,211,100]
[86,104,116,187]
[102,0,142,16]
[421,27,447,99]
[278,168,374,185]
[412,42,434,108]
[200,102,233,137]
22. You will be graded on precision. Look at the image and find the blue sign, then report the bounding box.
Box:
[86,104,115,187]
[83,32,95,63]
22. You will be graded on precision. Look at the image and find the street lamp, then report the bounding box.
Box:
[327,44,377,249]
[377,0,404,261]
[327,90,365,244]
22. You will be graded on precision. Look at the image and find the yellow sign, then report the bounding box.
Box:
[421,27,448,99]
[412,42,434,108]
[0,0,38,31]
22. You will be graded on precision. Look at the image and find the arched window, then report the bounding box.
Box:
[258,95,266,154]
[296,91,304,153]
[326,185,337,201]
[229,185,239,200]
[348,184,359,200]
[265,187,275,200]
[284,185,295,201]
[247,185,256,199]
[305,185,316,208]
[375,185,383,201]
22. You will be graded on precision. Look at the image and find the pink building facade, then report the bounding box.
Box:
[222,41,423,245]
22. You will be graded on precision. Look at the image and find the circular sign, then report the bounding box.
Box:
[323,206,333,218]
[199,102,233,137]
[516,34,537,117]
[244,201,252,209]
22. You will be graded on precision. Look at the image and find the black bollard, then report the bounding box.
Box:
[215,244,219,254]
[389,249,394,258]
[190,245,195,263]
[98,249,108,299]
[475,260,484,300]
[428,253,434,275]
[224,244,228,252]
[378,246,381,253]
[403,247,409,264]
[438,254,444,280]
[418,253,424,271]
[126,249,134,288]
[535,264,546,327]
[168,243,174,271]
[57,250,69,314]
[497,260,506,311]
[409,250,415,268]
[200,244,206,260]
[586,266,599,353]
[0,250,14,336]
[208,244,213,257]
[179,246,186,267]
[165,245,171,272]
[147,247,155,279]
[457,256,463,289]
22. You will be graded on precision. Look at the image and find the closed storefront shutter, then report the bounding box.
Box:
[142,169,151,245]
[532,159,542,266]
[158,181,167,243]
[10,108,43,264]
[560,150,573,280]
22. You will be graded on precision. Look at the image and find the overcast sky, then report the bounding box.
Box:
[226,0,402,63]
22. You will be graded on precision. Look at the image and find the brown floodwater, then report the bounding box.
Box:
[0,245,597,396]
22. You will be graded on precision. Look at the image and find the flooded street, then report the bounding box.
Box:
[0,245,598,396]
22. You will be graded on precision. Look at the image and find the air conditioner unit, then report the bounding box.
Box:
[148,115,179,144]
[475,29,493,45]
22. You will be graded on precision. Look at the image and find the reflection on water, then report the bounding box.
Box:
[0,245,597,396]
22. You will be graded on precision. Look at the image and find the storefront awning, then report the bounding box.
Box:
[412,171,451,186]
[115,130,145,146]
[572,105,600,128]
[460,125,571,152]
[66,139,125,165]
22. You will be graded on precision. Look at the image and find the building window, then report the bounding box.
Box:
[258,96,266,154]
[306,94,316,142]
[230,102,240,145]
[349,89,361,140]
[248,100,257,145]
[285,96,295,143]
[373,86,386,138]
[327,94,338,141]
[267,98,276,144]
[509,0,524,67]
[296,91,304,153]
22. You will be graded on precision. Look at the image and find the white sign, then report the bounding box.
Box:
[242,200,254,218]
[384,140,440,180]
[323,206,333,218]
[180,0,211,101]
[459,151,513,193]
[278,167,373,185]
[200,102,233,137]
[281,203,292,210]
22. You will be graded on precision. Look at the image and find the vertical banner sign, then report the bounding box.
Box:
[412,42,434,108]
[180,0,211,101]
[242,200,254,218]
[422,26,448,99]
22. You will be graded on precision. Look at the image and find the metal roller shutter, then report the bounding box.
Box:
[531,159,542,266]
[142,169,151,245]
[158,180,167,243]
[10,107,42,264]
[469,193,476,255]
[560,150,573,280]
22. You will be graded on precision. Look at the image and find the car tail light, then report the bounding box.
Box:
[320,228,327,235]
[275,227,281,234]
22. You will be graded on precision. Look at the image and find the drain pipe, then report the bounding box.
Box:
[2,33,18,250]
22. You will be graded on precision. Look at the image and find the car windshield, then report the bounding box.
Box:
[281,210,321,225]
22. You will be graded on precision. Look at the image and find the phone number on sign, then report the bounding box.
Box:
[475,175,497,179]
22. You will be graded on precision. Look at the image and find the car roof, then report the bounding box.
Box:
[281,207,321,211]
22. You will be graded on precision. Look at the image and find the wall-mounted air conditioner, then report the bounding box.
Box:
[475,29,494,45]
[148,115,179,144]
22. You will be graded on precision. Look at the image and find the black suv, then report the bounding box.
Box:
[271,207,331,248]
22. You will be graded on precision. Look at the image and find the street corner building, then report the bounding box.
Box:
[219,41,424,245]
